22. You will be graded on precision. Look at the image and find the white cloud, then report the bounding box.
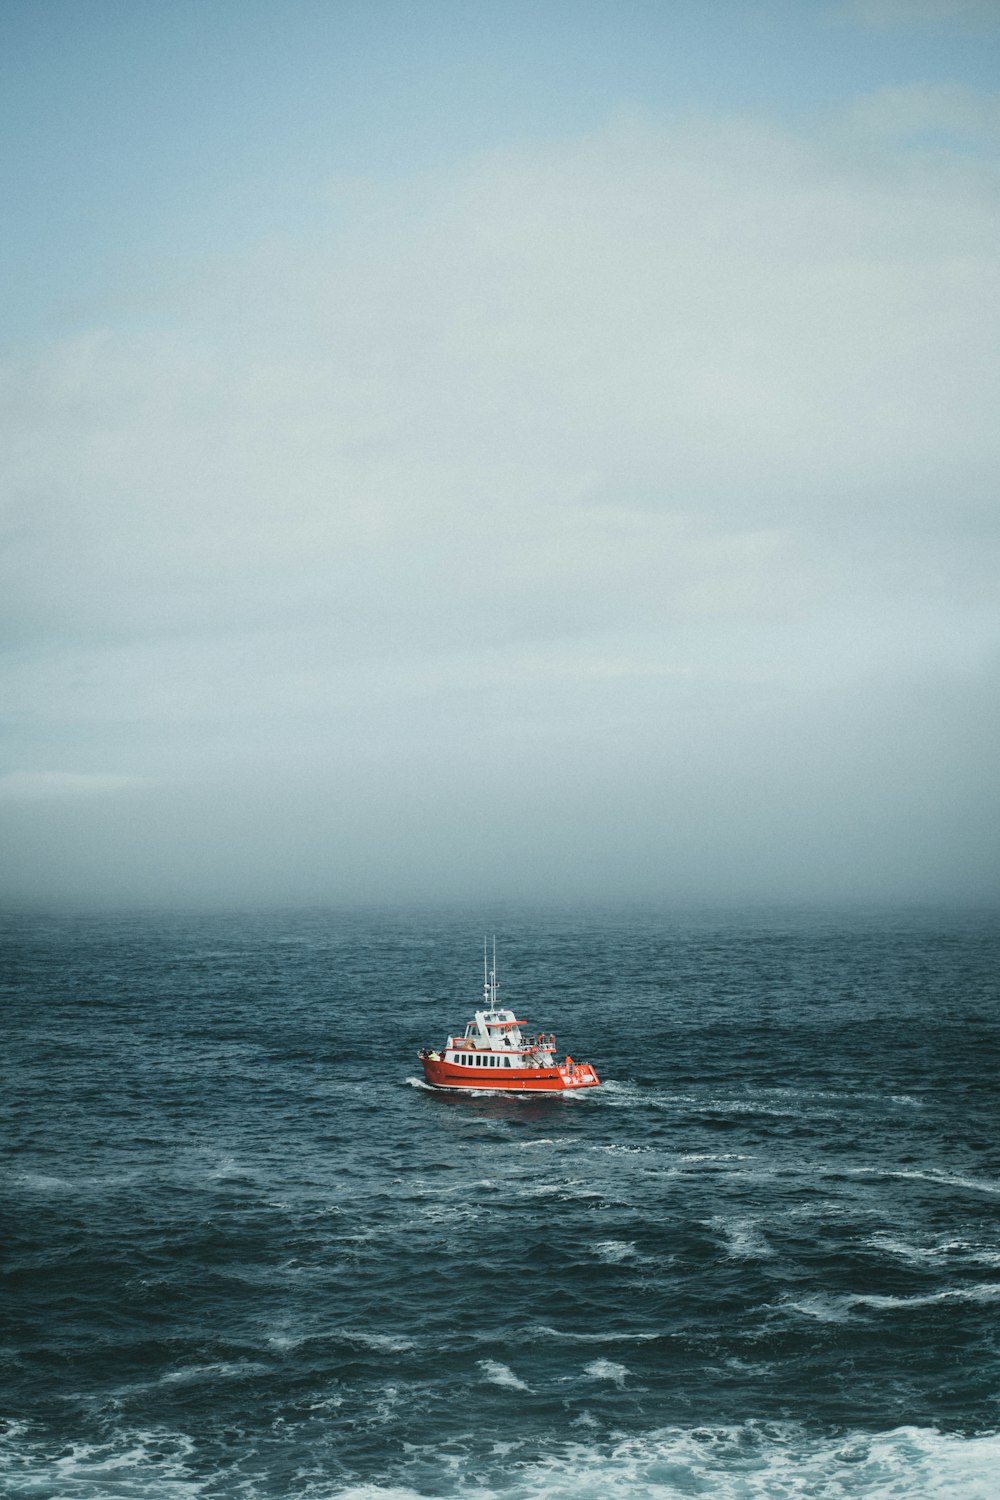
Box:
[5,113,998,644]
[2,101,999,901]
[839,82,1000,142]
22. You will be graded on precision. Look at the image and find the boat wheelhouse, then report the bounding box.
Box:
[418,944,600,1093]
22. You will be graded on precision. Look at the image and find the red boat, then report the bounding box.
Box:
[418,944,600,1093]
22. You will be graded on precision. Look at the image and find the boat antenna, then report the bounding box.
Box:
[483,936,489,1009]
[493,934,497,1010]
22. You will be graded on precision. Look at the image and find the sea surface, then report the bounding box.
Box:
[3,906,1000,1499]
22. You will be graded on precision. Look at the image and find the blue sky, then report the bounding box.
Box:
[2,0,999,907]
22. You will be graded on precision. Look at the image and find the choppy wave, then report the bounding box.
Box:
[527,1324,660,1343]
[583,1357,630,1388]
[160,1360,270,1385]
[5,906,1000,1499]
[865,1233,1000,1270]
[478,1359,531,1392]
[846,1166,1000,1196]
[709,1214,775,1261]
[782,1282,1000,1324]
[5,1420,1000,1499]
[592,1238,645,1264]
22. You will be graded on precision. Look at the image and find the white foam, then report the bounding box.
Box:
[847,1166,1000,1196]
[266,1330,305,1350]
[0,1424,202,1498]
[516,1179,605,1200]
[306,1392,345,1412]
[363,1384,403,1426]
[478,1359,531,1392]
[12,1171,75,1192]
[679,1152,753,1163]
[866,1233,943,1266]
[782,1292,856,1324]
[852,1284,1000,1311]
[419,1202,483,1225]
[782,1282,1000,1323]
[495,1424,1000,1499]
[592,1081,644,1106]
[866,1233,1000,1270]
[694,1096,840,1121]
[7,1421,1000,1499]
[329,1426,1000,1499]
[591,1143,650,1155]
[529,1323,659,1343]
[317,1489,433,1500]
[593,1239,642,1264]
[940,1241,1000,1269]
[737,1086,924,1110]
[709,1215,775,1261]
[340,1331,417,1353]
[584,1358,630,1388]
[347,1489,491,1500]
[160,1360,267,1385]
[205,1156,255,1183]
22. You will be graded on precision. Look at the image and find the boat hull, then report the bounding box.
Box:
[419,1056,599,1092]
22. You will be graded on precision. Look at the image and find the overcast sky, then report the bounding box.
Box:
[2,0,998,909]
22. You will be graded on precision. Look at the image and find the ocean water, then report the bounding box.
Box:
[3,906,1000,1499]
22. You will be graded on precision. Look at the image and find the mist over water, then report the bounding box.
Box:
[4,905,1000,1498]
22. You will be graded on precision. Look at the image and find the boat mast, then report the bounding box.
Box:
[482,934,498,1012]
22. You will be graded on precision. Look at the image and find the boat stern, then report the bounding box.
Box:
[560,1059,600,1088]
